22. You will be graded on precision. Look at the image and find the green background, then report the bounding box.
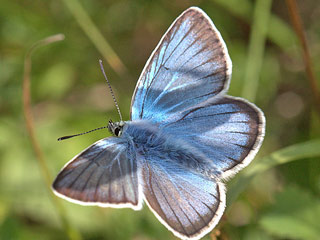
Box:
[1,0,320,239]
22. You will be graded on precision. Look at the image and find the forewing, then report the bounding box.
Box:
[52,137,141,210]
[163,96,265,178]
[141,157,225,240]
[131,7,231,123]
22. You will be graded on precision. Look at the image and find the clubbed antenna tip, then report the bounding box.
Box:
[57,126,108,141]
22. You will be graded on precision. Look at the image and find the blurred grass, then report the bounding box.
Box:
[212,0,298,52]
[60,0,128,77]
[285,0,320,116]
[259,185,320,240]
[1,0,320,239]
[241,0,272,101]
[22,34,82,240]
[227,138,320,205]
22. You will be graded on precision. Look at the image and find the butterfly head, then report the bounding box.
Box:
[108,120,125,137]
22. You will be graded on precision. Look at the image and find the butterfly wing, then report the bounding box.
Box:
[131,7,231,124]
[140,155,225,240]
[162,96,265,178]
[52,137,141,210]
[130,7,265,238]
[138,96,264,239]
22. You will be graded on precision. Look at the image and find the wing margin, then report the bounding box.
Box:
[140,155,226,240]
[130,7,232,123]
[52,137,143,210]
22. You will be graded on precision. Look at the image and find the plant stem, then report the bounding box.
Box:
[23,34,82,240]
[285,0,320,116]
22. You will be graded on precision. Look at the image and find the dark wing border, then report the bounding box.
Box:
[220,96,265,179]
[130,6,232,119]
[52,137,143,211]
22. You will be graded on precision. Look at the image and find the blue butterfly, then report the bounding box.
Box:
[53,7,265,240]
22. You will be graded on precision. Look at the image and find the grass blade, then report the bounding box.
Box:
[241,0,273,102]
[61,0,128,77]
[227,138,320,205]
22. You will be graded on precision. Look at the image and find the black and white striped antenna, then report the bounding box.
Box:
[99,59,123,122]
[58,60,122,141]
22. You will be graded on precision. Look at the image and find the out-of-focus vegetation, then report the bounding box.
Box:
[1,0,320,239]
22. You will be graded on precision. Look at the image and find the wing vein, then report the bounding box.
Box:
[141,22,198,117]
[153,177,189,235]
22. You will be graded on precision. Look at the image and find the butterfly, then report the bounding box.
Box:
[53,7,265,240]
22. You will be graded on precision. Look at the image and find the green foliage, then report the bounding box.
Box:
[1,0,320,239]
[36,63,74,100]
[259,186,320,240]
[227,139,320,205]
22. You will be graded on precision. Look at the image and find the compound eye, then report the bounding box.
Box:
[114,127,121,136]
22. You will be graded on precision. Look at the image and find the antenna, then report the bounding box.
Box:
[58,60,123,141]
[58,126,108,141]
[99,59,123,122]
